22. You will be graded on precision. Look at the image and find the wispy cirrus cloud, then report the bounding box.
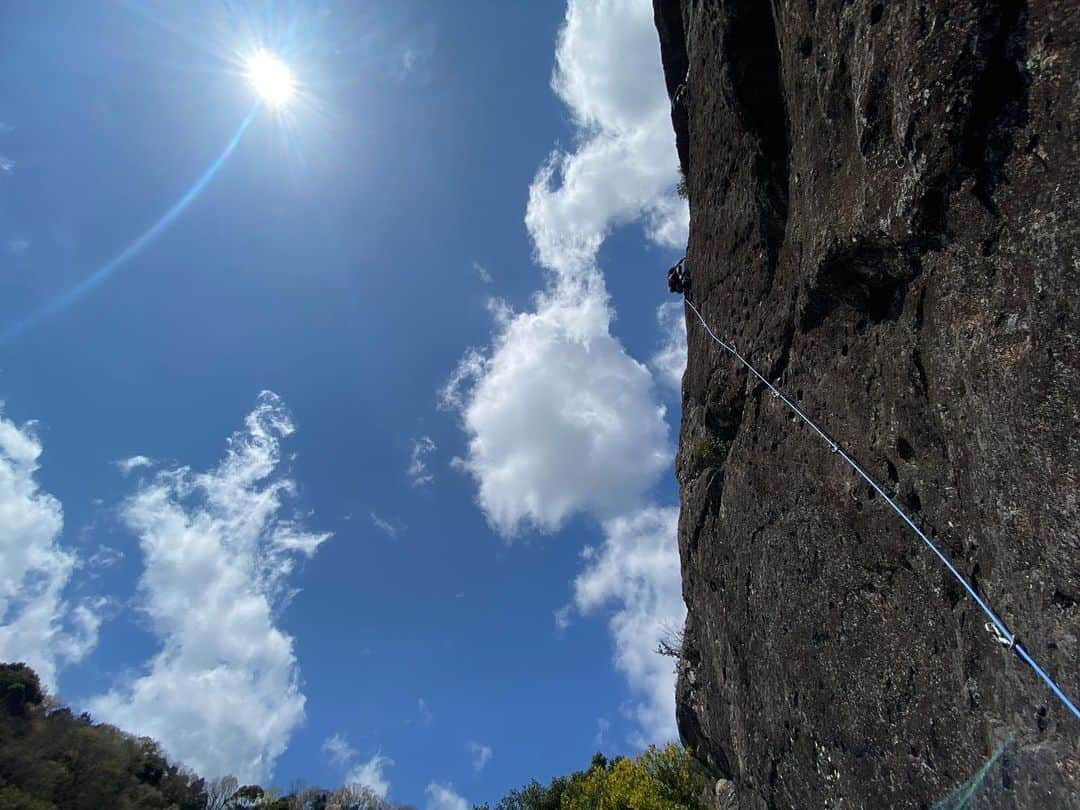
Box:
[468,741,493,773]
[472,260,493,284]
[417,697,433,725]
[407,435,437,487]
[322,732,358,768]
[370,511,404,540]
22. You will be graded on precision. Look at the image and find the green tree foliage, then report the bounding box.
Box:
[0,663,703,810]
[0,663,207,809]
[476,744,709,810]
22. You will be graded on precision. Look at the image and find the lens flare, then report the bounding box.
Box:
[0,109,257,345]
[246,50,296,108]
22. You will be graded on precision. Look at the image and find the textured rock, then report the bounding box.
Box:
[654,1,1079,807]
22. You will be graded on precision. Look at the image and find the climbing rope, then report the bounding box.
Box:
[684,296,1079,721]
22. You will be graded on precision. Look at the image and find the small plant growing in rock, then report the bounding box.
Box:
[692,435,732,470]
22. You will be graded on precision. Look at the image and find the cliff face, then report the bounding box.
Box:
[654,1,1079,807]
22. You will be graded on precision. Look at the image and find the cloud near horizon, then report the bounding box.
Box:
[88,392,331,785]
[0,408,100,692]
[426,782,469,810]
[572,506,684,743]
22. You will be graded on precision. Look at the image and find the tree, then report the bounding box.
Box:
[486,744,709,810]
[0,663,208,810]
[205,776,240,810]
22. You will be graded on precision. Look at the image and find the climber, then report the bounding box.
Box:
[667,257,689,296]
[672,67,690,109]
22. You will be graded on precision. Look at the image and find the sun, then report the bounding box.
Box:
[246,50,296,108]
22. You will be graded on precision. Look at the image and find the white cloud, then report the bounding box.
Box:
[444,0,687,746]
[594,717,610,747]
[525,0,687,280]
[553,604,573,630]
[0,156,13,173]
[7,237,29,255]
[0,408,99,691]
[115,455,154,476]
[417,697,433,725]
[468,741,493,773]
[473,260,493,284]
[87,544,124,571]
[651,301,687,391]
[426,783,469,810]
[444,280,671,536]
[408,436,437,487]
[346,751,393,799]
[322,732,358,767]
[443,0,685,538]
[324,731,393,799]
[572,506,684,743]
[87,392,331,784]
[370,511,403,540]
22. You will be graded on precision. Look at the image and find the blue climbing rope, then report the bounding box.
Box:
[684,297,1079,721]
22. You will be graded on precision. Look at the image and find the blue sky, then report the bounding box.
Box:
[0,1,687,806]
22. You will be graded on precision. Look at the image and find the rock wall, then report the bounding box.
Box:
[654,1,1079,807]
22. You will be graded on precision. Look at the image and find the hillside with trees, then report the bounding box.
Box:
[0,663,711,809]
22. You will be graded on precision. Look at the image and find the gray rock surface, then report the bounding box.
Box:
[653,1,1079,806]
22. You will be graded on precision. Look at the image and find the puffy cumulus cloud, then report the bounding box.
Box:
[87,392,331,785]
[0,408,99,691]
[651,301,687,391]
[426,783,469,810]
[445,0,686,740]
[346,751,393,799]
[444,281,671,537]
[572,506,684,743]
[444,0,686,538]
[526,0,687,279]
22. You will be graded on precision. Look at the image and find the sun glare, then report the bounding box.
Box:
[246,50,296,108]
